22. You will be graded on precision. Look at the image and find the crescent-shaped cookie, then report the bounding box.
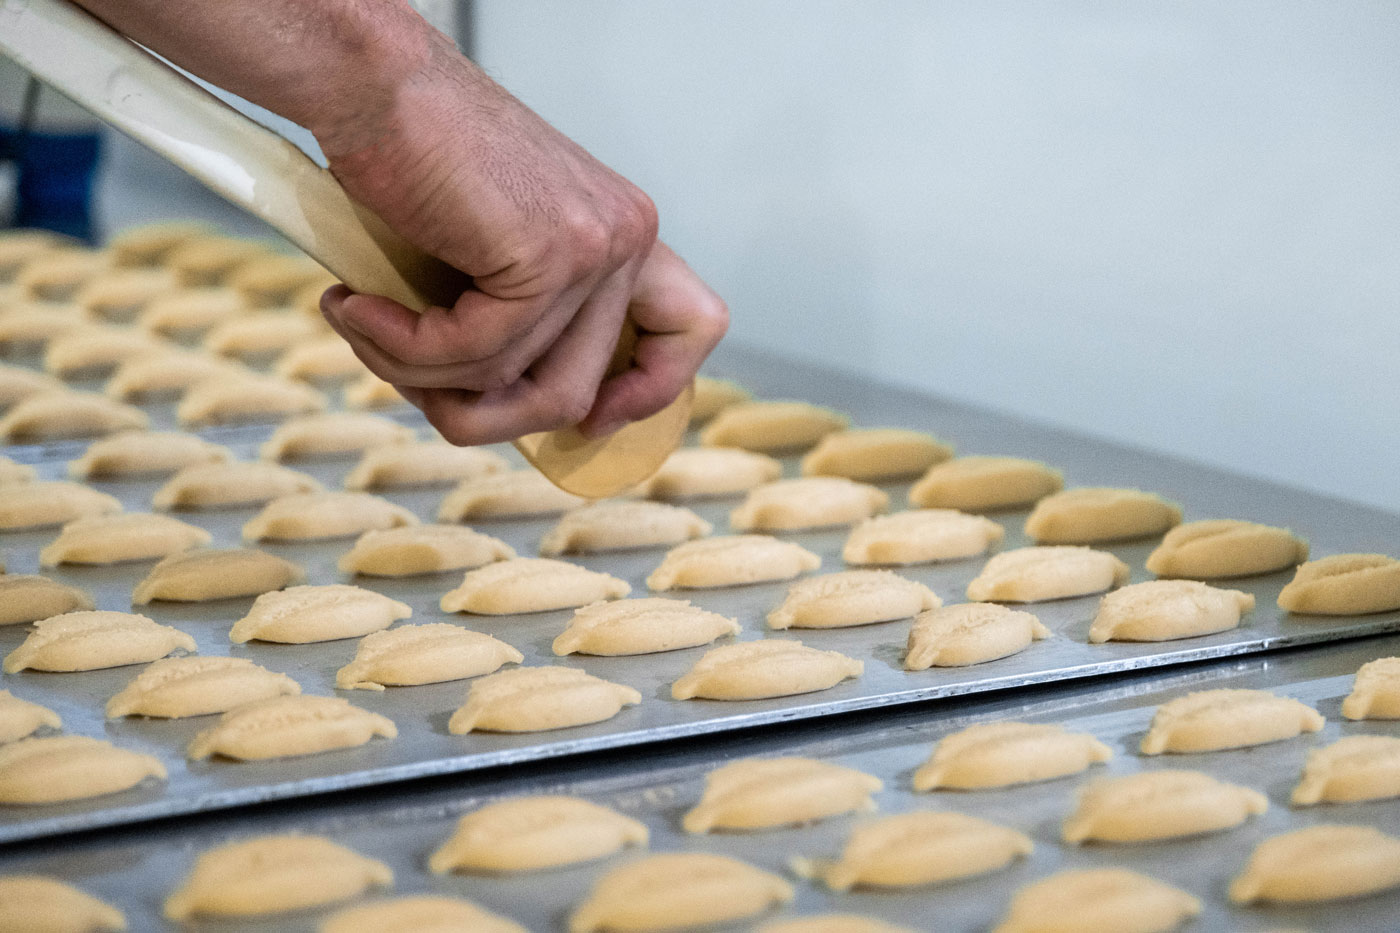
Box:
[0,575,94,626]
[1229,824,1400,904]
[636,446,782,500]
[177,372,326,427]
[540,501,712,556]
[343,440,509,491]
[1342,657,1400,720]
[68,430,231,478]
[699,400,848,453]
[1278,553,1400,615]
[767,570,940,629]
[1292,735,1400,805]
[440,559,629,615]
[137,286,247,336]
[904,603,1051,670]
[448,666,640,734]
[107,219,208,265]
[230,584,411,644]
[338,524,516,577]
[43,324,167,376]
[164,234,268,285]
[40,512,211,566]
[647,535,821,591]
[428,795,648,874]
[913,721,1112,791]
[242,492,418,542]
[0,480,122,531]
[3,610,195,673]
[437,469,589,521]
[992,868,1200,933]
[186,695,396,761]
[1061,770,1267,843]
[909,456,1063,512]
[671,640,862,700]
[843,509,1003,566]
[801,428,953,481]
[553,598,739,656]
[132,548,305,604]
[106,656,301,719]
[690,376,751,423]
[273,334,365,382]
[152,461,322,510]
[568,853,793,933]
[335,624,522,690]
[104,348,245,400]
[1087,580,1254,643]
[258,412,414,460]
[0,736,165,804]
[1024,487,1182,544]
[0,876,125,933]
[0,365,64,409]
[202,310,322,358]
[0,690,61,743]
[730,477,888,532]
[1145,519,1308,578]
[320,896,526,933]
[1139,689,1324,755]
[344,371,406,410]
[0,391,147,442]
[682,757,882,833]
[967,546,1130,603]
[0,301,87,347]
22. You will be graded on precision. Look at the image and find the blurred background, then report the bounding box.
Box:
[6,0,1398,512]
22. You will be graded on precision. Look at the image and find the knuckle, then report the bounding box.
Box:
[541,383,594,428]
[623,189,659,249]
[565,211,613,271]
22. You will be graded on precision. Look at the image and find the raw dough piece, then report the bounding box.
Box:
[132,548,305,604]
[107,220,209,266]
[242,491,417,542]
[682,757,882,833]
[1229,824,1400,904]
[909,455,1063,511]
[177,372,326,427]
[69,431,231,479]
[647,535,821,590]
[1278,553,1400,615]
[336,623,521,690]
[0,456,34,485]
[74,266,178,319]
[0,736,165,804]
[569,853,792,933]
[843,509,1003,566]
[636,446,782,500]
[1088,580,1255,643]
[320,896,526,933]
[0,301,87,346]
[273,334,364,382]
[540,501,712,555]
[0,576,93,625]
[904,603,1051,670]
[448,666,640,734]
[913,722,1112,791]
[0,391,147,442]
[1062,770,1267,843]
[441,558,630,614]
[768,570,939,629]
[106,657,300,719]
[0,229,65,276]
[230,584,411,644]
[226,253,327,306]
[40,513,211,566]
[1025,487,1182,544]
[1146,519,1308,578]
[992,869,1200,933]
[671,640,863,700]
[104,348,244,400]
[553,598,739,656]
[3,610,195,673]
[0,875,125,932]
[0,481,122,531]
[259,412,414,460]
[0,691,61,743]
[690,376,751,423]
[801,428,953,481]
[428,795,648,873]
[344,371,405,409]
[731,477,888,532]
[152,461,322,510]
[1139,689,1324,755]
[339,524,515,577]
[163,834,392,920]
[43,325,166,377]
[14,250,110,302]
[187,695,396,760]
[966,546,1130,603]
[803,811,1031,891]
[437,469,588,521]
[203,310,321,358]
[0,366,63,409]
[1342,656,1400,720]
[758,917,915,933]
[137,286,246,335]
[344,440,508,491]
[1292,735,1400,805]
[700,400,849,452]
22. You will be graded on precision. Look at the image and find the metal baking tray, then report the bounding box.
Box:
[0,633,1396,931]
[0,344,1397,844]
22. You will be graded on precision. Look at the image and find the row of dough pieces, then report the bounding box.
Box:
[11,660,1400,932]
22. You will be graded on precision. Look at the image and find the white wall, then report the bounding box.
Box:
[474,1,1400,514]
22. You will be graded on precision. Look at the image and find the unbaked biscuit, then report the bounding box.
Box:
[344,371,405,409]
[1145,519,1308,578]
[671,640,863,700]
[0,365,64,409]
[107,220,209,266]
[0,301,87,347]
[966,546,1130,603]
[909,455,1063,511]
[0,691,61,743]
[553,598,739,656]
[177,372,326,427]
[1229,824,1400,904]
[757,916,915,933]
[437,469,588,522]
[344,440,509,491]
[43,324,167,377]
[273,334,365,382]
[226,253,328,307]
[203,310,322,358]
[0,575,93,625]
[682,757,881,833]
[14,249,111,302]
[700,400,849,452]
[801,428,953,481]
[163,834,392,920]
[69,430,232,479]
[541,501,712,555]
[137,286,247,336]
[0,481,122,531]
[904,603,1051,670]
[441,558,630,614]
[768,570,939,630]
[230,584,411,644]
[1025,487,1182,544]
[40,513,211,566]
[690,376,751,423]
[259,412,414,460]
[1062,770,1267,843]
[104,347,245,400]
[1088,580,1255,644]
[152,460,322,510]
[335,623,522,690]
[0,736,165,804]
[1139,689,1324,755]
[242,491,417,542]
[0,228,66,277]
[74,266,179,320]
[913,721,1112,791]
[132,548,305,604]
[339,524,515,577]
[0,875,125,932]
[320,896,526,933]
[568,853,792,933]
[448,666,640,734]
[1278,553,1400,615]
[186,695,396,761]
[636,446,782,500]
[992,868,1200,933]
[647,535,821,590]
[428,795,648,873]
[1342,657,1400,720]
[106,656,301,719]
[731,477,888,532]
[1292,735,1400,805]
[843,509,1003,566]
[0,391,148,442]
[3,610,195,673]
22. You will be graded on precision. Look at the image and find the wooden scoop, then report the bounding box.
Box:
[0,0,690,497]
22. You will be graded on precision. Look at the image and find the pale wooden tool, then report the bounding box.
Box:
[0,0,690,497]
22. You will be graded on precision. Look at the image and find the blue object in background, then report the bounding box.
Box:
[1,125,101,243]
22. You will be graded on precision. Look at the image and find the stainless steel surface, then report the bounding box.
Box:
[1,343,1397,844]
[1,634,1396,932]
